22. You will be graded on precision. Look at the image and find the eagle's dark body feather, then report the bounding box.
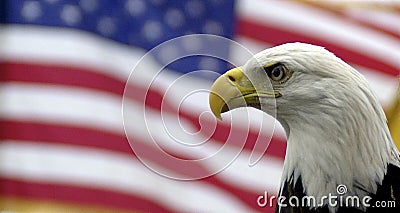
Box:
[277,164,400,213]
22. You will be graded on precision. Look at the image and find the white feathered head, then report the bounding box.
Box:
[209,42,399,211]
[210,43,384,133]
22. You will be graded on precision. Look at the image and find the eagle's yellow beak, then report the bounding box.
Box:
[209,67,259,120]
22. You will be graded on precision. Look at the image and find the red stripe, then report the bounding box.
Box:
[0,178,276,213]
[0,61,284,211]
[236,18,399,77]
[0,121,132,154]
[0,62,124,95]
[126,82,287,159]
[0,178,176,213]
[294,1,400,39]
[0,61,287,159]
[0,121,279,212]
[0,120,216,178]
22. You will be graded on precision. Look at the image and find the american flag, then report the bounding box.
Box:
[0,0,399,212]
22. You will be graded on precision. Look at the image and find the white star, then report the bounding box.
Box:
[157,43,181,65]
[44,0,59,4]
[126,0,146,17]
[21,1,42,22]
[185,0,205,18]
[60,5,82,26]
[203,20,223,35]
[149,0,164,6]
[97,17,116,36]
[199,57,220,71]
[142,20,163,41]
[79,0,98,13]
[181,35,203,53]
[164,8,185,29]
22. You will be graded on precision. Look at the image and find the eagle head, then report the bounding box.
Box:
[209,42,399,212]
[209,42,377,132]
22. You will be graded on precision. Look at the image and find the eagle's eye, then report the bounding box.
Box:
[265,64,286,82]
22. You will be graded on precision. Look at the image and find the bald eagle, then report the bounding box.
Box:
[209,43,400,213]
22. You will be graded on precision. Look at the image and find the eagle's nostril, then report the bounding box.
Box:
[228,75,236,82]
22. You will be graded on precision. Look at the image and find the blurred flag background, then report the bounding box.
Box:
[0,0,399,212]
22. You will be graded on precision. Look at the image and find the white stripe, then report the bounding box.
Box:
[318,1,400,7]
[345,8,400,34]
[237,0,400,68]
[125,100,283,190]
[0,141,258,213]
[0,82,283,192]
[0,24,133,82]
[230,36,270,65]
[0,25,281,137]
[354,65,399,107]
[0,25,204,93]
[0,83,124,134]
[1,25,395,134]
[0,25,210,114]
[3,24,393,193]
[0,24,184,91]
[0,24,222,92]
[233,36,399,107]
